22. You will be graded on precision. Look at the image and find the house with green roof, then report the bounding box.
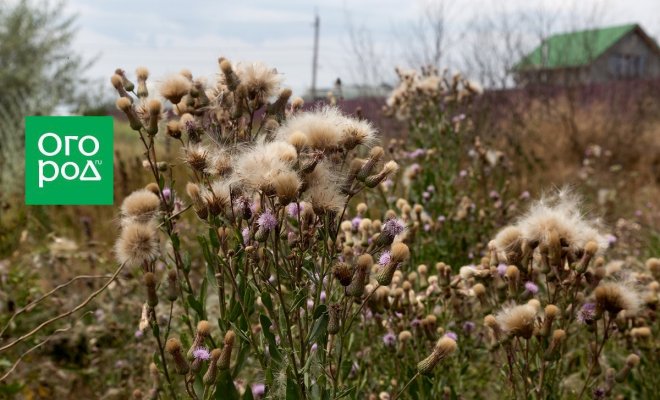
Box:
[514,24,660,85]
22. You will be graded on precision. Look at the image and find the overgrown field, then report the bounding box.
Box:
[0,61,658,400]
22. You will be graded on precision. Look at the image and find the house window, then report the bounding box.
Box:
[609,54,646,79]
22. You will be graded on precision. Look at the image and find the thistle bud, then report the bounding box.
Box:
[364,161,399,188]
[540,304,559,337]
[219,59,240,91]
[577,241,599,273]
[548,230,562,268]
[544,329,565,360]
[116,97,143,131]
[376,243,409,285]
[166,269,178,302]
[136,67,149,98]
[115,68,135,92]
[165,338,189,375]
[417,337,457,374]
[615,354,640,382]
[328,303,342,334]
[166,120,182,139]
[146,99,161,136]
[357,147,384,182]
[218,330,236,370]
[143,272,158,308]
[111,73,131,99]
[333,262,353,287]
[187,320,212,360]
[347,254,372,297]
[203,349,222,386]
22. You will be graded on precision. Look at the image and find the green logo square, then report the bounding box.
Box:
[25,116,114,205]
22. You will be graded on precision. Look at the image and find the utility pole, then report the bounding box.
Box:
[311,14,320,99]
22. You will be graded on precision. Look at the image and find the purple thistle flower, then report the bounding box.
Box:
[445,331,458,341]
[382,332,396,347]
[320,291,326,302]
[592,387,606,399]
[497,263,508,276]
[605,234,617,246]
[193,347,211,361]
[382,218,405,238]
[459,169,468,178]
[489,190,500,199]
[287,202,301,217]
[310,343,318,353]
[162,187,172,201]
[351,216,362,230]
[134,330,144,339]
[257,211,277,231]
[524,281,539,295]
[577,302,596,324]
[462,321,476,334]
[520,191,530,200]
[252,383,266,398]
[378,251,392,266]
[437,215,446,223]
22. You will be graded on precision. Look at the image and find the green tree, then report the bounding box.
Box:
[0,0,89,254]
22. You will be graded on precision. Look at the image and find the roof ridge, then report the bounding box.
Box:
[545,23,637,40]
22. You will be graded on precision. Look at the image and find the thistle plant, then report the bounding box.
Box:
[381,66,522,269]
[110,59,406,399]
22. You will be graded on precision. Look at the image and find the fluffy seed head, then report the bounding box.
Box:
[273,170,301,204]
[121,189,161,222]
[160,74,192,104]
[115,221,159,266]
[595,281,642,316]
[516,189,606,252]
[495,303,538,338]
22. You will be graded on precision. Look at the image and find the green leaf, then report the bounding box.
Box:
[209,226,220,249]
[242,387,255,400]
[307,305,328,345]
[215,370,240,400]
[187,294,204,319]
[289,288,308,314]
[335,386,356,399]
[259,314,282,362]
[261,292,274,314]
[286,376,302,400]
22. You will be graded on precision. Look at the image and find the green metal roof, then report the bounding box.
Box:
[516,24,638,70]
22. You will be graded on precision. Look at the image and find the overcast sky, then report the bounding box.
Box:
[65,0,660,95]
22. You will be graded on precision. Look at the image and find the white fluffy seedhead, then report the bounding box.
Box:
[516,188,606,252]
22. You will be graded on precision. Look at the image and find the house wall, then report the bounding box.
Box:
[516,29,660,86]
[589,30,660,83]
